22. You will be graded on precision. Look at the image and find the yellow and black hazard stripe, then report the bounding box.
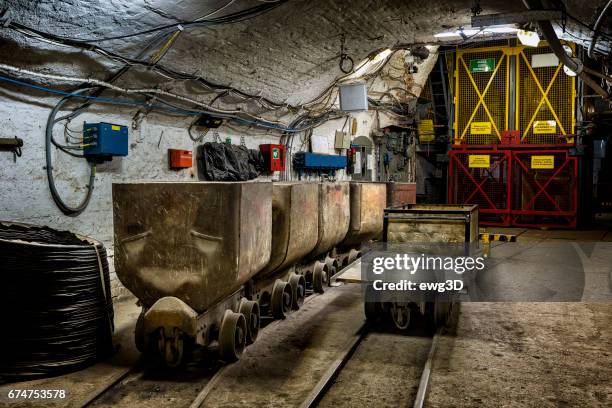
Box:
[479,233,517,243]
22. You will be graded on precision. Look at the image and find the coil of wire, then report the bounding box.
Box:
[0,221,114,383]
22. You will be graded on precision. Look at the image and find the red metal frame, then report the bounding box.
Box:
[448,144,579,229]
[448,149,512,226]
[450,143,575,150]
[510,150,578,229]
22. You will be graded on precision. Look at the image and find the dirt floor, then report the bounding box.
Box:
[3,295,611,408]
[2,227,611,407]
[318,330,432,407]
[428,302,612,408]
[199,284,366,408]
[0,298,141,408]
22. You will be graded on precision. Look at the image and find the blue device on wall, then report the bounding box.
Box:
[83,122,128,160]
[293,152,347,177]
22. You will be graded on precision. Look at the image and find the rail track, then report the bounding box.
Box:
[298,328,439,408]
[189,324,441,408]
[82,285,443,408]
[81,293,322,408]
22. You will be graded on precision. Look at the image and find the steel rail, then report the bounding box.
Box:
[299,324,369,408]
[413,329,442,408]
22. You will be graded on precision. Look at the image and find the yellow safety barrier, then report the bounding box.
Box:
[517,44,575,144]
[455,46,509,144]
[454,42,575,145]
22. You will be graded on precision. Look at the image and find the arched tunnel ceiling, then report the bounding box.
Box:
[0,0,609,106]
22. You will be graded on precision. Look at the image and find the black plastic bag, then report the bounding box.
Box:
[229,145,251,181]
[197,142,229,181]
[197,142,261,181]
[222,144,241,181]
[248,149,264,178]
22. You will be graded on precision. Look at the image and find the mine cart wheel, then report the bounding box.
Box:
[135,309,146,353]
[219,310,247,362]
[438,302,452,326]
[163,327,186,368]
[312,261,328,294]
[341,257,349,268]
[271,280,292,319]
[364,285,383,322]
[425,301,450,331]
[239,299,260,344]
[348,249,360,265]
[325,256,338,279]
[289,273,306,310]
[390,302,411,330]
[447,302,455,321]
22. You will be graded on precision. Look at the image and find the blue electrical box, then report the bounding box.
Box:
[293,152,347,175]
[83,122,128,159]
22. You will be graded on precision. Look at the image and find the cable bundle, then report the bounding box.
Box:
[0,222,114,383]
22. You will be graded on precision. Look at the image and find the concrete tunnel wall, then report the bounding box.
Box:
[0,55,438,298]
[0,0,507,299]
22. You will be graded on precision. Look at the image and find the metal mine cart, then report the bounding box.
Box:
[337,204,479,331]
[113,182,272,365]
[113,181,389,366]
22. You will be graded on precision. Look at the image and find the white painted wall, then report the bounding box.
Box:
[0,49,438,298]
[0,104,281,291]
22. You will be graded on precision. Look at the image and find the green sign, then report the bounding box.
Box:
[272,148,279,159]
[469,58,495,73]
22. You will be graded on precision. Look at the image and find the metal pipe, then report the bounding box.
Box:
[584,66,612,82]
[588,0,612,58]
[522,0,610,99]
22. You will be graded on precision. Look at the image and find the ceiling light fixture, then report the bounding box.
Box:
[517,29,540,47]
[434,25,517,38]
[433,31,461,38]
[486,26,518,33]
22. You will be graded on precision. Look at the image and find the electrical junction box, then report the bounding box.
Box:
[168,149,192,169]
[339,82,368,112]
[293,152,347,174]
[259,144,286,172]
[83,122,128,159]
[335,130,351,149]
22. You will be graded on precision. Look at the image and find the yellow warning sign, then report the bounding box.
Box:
[469,155,490,168]
[531,155,555,169]
[111,125,121,131]
[418,119,435,143]
[470,122,492,135]
[533,120,556,134]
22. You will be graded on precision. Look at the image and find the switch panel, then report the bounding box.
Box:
[83,122,128,159]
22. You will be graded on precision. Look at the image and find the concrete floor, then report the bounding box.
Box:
[1,229,611,407]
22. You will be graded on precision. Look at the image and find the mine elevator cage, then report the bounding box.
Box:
[448,41,579,228]
[453,41,576,146]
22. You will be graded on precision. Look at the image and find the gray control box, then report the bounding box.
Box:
[339,82,368,112]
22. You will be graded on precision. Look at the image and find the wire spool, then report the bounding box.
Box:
[0,222,114,383]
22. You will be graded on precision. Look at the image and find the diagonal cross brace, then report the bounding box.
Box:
[520,52,566,138]
[514,154,569,212]
[459,54,506,140]
[453,154,502,209]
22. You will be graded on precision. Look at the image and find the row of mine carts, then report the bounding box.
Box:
[113,181,388,366]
